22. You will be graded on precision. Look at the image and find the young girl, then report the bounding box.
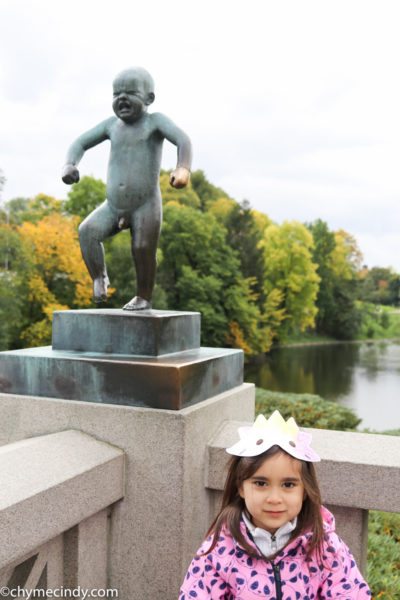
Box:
[179,411,371,599]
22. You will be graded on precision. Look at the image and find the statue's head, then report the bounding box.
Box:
[112,67,155,123]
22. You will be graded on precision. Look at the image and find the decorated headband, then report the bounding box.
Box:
[226,410,320,462]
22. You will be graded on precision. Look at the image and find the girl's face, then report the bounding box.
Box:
[239,451,305,534]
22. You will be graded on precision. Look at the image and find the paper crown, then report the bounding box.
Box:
[226,410,320,462]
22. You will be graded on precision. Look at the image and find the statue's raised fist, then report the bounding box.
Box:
[62,164,80,185]
[170,166,190,189]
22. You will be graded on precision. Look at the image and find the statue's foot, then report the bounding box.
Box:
[123,296,152,311]
[93,276,110,303]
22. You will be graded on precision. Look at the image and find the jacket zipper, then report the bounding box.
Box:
[272,561,283,600]
[244,527,283,599]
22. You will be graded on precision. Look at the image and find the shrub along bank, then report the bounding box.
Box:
[255,388,361,430]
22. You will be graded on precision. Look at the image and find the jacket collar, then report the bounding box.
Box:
[242,512,297,556]
[235,506,335,559]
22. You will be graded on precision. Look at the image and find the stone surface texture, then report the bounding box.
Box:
[64,510,109,589]
[0,536,64,589]
[0,384,254,600]
[0,430,124,570]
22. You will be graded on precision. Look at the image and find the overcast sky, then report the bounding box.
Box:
[1,0,399,270]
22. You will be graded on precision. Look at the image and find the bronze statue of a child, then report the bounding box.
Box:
[62,67,192,310]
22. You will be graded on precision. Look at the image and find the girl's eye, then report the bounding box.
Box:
[254,480,267,487]
[283,482,296,489]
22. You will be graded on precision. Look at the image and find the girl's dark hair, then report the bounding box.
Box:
[203,445,324,561]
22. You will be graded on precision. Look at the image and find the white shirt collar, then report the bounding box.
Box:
[242,511,297,556]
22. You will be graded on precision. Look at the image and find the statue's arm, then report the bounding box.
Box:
[155,114,192,189]
[62,119,113,184]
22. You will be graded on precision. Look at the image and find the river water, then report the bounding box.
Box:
[244,341,400,431]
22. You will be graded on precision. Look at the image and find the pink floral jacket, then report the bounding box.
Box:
[179,507,371,599]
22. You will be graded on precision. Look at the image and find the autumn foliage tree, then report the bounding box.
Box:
[0,194,93,349]
[18,213,92,345]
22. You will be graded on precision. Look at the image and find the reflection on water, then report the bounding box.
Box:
[245,342,400,431]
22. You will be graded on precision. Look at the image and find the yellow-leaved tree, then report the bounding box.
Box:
[331,229,363,280]
[19,213,93,346]
[261,221,320,340]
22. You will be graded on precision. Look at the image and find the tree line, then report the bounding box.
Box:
[0,170,399,353]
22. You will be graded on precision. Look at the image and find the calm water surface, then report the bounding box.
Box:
[244,341,400,431]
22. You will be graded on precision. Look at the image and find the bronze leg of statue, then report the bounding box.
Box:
[78,201,119,302]
[123,199,161,311]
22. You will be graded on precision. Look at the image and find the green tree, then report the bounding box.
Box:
[359,266,400,306]
[307,220,336,333]
[251,209,272,237]
[160,170,201,209]
[209,198,266,310]
[388,274,400,306]
[261,221,320,339]
[0,194,63,226]
[330,231,363,342]
[190,170,232,211]
[308,221,362,339]
[326,278,362,340]
[0,198,28,225]
[158,203,274,353]
[0,273,22,350]
[208,197,237,221]
[0,225,30,349]
[104,232,168,310]
[24,194,63,221]
[64,175,106,220]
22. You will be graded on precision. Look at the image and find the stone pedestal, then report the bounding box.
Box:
[52,309,201,355]
[0,309,243,410]
[0,308,254,598]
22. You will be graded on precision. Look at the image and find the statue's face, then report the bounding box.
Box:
[112,74,150,123]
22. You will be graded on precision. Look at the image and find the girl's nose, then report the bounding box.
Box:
[267,488,282,503]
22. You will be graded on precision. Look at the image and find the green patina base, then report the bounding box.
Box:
[0,309,243,410]
[52,308,201,356]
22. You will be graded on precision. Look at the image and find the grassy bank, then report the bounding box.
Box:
[255,388,400,598]
[356,304,400,341]
[278,305,400,348]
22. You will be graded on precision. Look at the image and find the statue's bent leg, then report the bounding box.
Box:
[123,200,161,311]
[78,201,119,301]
